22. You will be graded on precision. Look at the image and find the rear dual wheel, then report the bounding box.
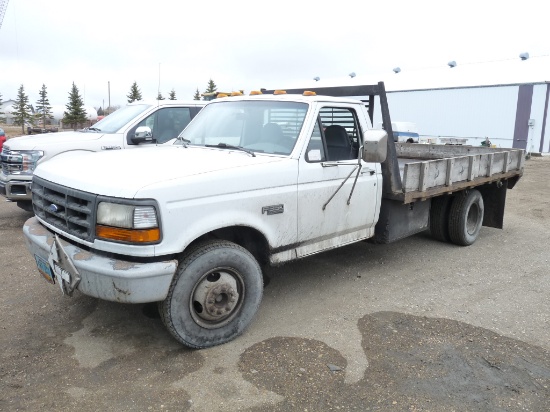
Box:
[430,189,484,246]
[429,196,452,242]
[448,189,484,246]
[159,240,263,348]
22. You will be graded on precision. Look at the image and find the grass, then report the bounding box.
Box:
[1,124,27,139]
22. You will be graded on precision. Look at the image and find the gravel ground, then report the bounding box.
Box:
[0,157,548,412]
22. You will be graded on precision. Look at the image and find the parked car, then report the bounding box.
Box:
[0,128,5,152]
[0,100,206,211]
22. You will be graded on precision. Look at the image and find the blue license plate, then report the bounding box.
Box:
[35,254,54,284]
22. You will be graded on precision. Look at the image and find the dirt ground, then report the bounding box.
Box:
[0,157,549,411]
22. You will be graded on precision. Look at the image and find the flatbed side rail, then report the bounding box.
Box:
[397,145,524,203]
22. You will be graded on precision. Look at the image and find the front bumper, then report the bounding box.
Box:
[0,176,32,201]
[23,217,178,303]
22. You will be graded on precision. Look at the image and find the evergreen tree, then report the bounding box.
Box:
[205,79,217,94]
[35,84,54,126]
[156,92,165,100]
[193,88,201,100]
[97,107,104,116]
[169,89,176,100]
[12,85,32,135]
[127,81,143,103]
[63,82,87,130]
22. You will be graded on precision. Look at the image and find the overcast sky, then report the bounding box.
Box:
[1,0,549,110]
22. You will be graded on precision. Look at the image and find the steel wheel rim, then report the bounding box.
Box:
[189,267,244,329]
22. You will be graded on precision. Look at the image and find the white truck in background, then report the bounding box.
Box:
[377,121,420,143]
[0,100,206,211]
[23,83,524,348]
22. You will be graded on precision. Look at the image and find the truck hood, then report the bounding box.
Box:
[5,131,106,151]
[34,145,289,198]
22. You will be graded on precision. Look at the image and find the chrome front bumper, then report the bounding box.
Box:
[0,178,32,201]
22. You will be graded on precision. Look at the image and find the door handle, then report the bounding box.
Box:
[361,168,375,175]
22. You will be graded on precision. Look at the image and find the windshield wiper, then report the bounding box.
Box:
[86,127,102,132]
[205,143,255,157]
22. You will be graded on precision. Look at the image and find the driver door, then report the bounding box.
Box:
[296,104,381,258]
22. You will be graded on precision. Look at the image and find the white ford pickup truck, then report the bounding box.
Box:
[23,83,524,348]
[1,100,205,211]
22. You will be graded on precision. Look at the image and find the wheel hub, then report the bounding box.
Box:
[192,271,240,324]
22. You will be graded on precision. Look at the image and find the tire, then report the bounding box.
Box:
[448,189,484,246]
[430,196,452,242]
[159,240,263,348]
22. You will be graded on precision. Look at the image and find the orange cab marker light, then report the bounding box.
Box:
[273,90,287,95]
[303,91,316,96]
[231,91,243,96]
[216,93,228,98]
[96,225,160,243]
[249,90,263,95]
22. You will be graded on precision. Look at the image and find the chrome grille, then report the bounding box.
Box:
[32,176,97,242]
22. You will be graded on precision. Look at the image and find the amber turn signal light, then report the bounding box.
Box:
[96,225,160,243]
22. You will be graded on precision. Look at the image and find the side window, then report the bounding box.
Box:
[155,108,192,144]
[306,120,326,162]
[131,108,192,144]
[318,107,361,161]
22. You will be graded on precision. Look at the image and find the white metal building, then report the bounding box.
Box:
[274,81,550,154]
[374,82,549,154]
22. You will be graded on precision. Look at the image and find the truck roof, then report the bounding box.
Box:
[127,100,208,107]
[210,93,365,105]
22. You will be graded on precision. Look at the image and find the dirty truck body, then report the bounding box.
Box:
[23,83,524,348]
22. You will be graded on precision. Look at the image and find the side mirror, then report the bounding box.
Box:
[131,126,154,144]
[362,129,388,163]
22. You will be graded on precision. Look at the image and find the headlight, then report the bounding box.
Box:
[96,202,160,243]
[2,150,44,175]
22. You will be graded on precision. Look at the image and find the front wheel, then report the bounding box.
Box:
[448,189,484,246]
[159,240,263,348]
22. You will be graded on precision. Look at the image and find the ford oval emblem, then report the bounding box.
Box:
[47,204,59,213]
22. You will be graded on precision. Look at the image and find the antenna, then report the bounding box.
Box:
[0,0,9,30]
[158,63,161,101]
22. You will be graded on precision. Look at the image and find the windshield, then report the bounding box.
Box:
[179,100,308,155]
[87,104,152,133]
